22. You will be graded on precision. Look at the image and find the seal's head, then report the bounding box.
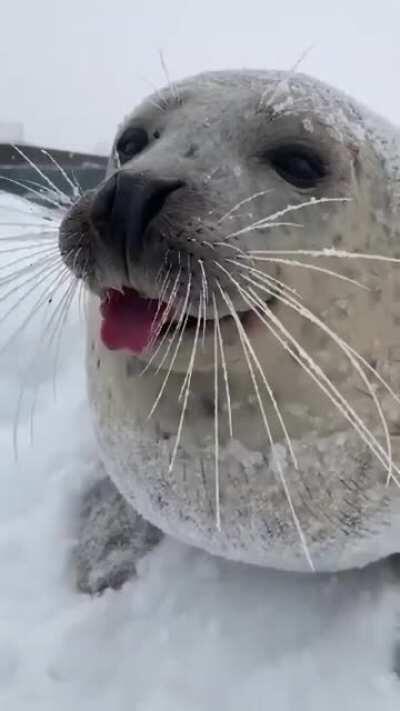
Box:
[59,70,400,572]
[59,70,365,371]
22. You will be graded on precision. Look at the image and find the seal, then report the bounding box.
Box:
[59,69,400,592]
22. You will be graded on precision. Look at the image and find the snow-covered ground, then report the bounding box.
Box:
[1,192,400,710]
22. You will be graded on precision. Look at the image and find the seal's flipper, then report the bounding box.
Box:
[73,477,162,594]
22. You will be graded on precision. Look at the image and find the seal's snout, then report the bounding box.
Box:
[91,172,184,256]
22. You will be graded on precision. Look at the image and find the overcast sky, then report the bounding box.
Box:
[1,0,400,153]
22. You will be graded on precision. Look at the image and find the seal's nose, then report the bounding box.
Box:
[91,172,184,255]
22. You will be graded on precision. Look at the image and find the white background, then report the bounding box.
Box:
[1,0,400,151]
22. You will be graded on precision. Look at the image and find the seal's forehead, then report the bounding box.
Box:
[117,69,400,178]
[126,69,363,131]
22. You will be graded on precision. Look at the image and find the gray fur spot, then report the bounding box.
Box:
[184,143,199,158]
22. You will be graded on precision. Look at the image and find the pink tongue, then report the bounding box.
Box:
[100,288,165,354]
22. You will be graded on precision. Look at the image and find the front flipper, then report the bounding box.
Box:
[74,477,163,594]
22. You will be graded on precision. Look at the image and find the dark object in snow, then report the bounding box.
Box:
[74,477,162,594]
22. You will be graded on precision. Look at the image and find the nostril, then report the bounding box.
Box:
[89,172,185,256]
[141,179,184,233]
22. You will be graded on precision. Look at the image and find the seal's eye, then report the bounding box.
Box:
[116,127,149,165]
[268,145,326,189]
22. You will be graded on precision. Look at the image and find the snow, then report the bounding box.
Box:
[1,192,400,709]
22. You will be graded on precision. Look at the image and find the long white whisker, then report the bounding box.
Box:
[12,273,76,455]
[141,268,182,373]
[198,258,208,346]
[12,145,72,205]
[147,272,192,417]
[169,297,202,474]
[237,260,400,408]
[249,248,400,264]
[0,264,69,353]
[0,244,59,274]
[213,293,233,438]
[225,221,303,240]
[218,190,273,223]
[225,259,302,299]
[243,282,400,485]
[0,176,64,210]
[237,255,370,292]
[224,197,350,240]
[213,303,221,530]
[217,281,313,570]
[0,253,62,301]
[216,264,298,468]
[240,270,395,486]
[40,149,81,198]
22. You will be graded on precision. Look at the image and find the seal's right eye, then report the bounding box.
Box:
[116,127,149,165]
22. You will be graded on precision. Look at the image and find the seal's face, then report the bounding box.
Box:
[59,70,366,377]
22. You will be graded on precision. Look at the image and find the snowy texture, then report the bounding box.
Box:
[1,193,400,710]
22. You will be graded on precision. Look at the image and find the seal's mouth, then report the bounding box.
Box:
[100,288,250,354]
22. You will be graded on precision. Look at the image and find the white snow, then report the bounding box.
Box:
[1,192,400,710]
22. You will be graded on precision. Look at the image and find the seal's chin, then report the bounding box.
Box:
[100,288,252,355]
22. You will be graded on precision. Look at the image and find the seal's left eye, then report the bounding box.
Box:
[268,144,327,189]
[116,127,149,165]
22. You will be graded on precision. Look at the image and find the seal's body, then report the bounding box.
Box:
[60,70,400,579]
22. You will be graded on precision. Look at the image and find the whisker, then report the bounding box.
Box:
[0,252,62,298]
[198,258,208,346]
[215,263,298,468]
[248,248,400,264]
[12,145,72,205]
[224,197,350,241]
[236,263,400,408]
[225,259,302,299]
[0,176,65,210]
[158,49,180,105]
[0,193,52,218]
[40,149,81,198]
[0,263,69,353]
[0,221,58,229]
[0,244,59,274]
[213,293,233,438]
[147,271,192,417]
[241,270,395,484]
[47,279,79,395]
[169,296,202,474]
[213,301,221,530]
[141,267,182,372]
[0,229,58,244]
[218,190,273,223]
[239,255,370,291]
[225,221,303,240]
[12,273,76,454]
[243,282,400,485]
[217,281,312,569]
